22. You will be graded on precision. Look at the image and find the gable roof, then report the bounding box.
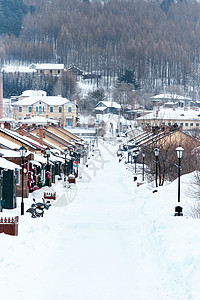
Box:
[35,63,65,70]
[137,108,200,121]
[0,128,45,151]
[13,96,71,106]
[96,101,120,109]
[20,90,47,97]
[150,93,192,101]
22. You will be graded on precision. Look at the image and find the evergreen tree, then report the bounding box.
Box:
[117,70,140,90]
[0,0,28,37]
[160,0,174,13]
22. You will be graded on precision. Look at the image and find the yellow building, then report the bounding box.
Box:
[35,63,65,75]
[13,95,77,127]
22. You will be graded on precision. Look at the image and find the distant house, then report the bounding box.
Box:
[35,63,65,75]
[18,90,47,100]
[29,63,37,70]
[13,95,77,127]
[136,107,200,131]
[150,93,193,108]
[95,101,120,115]
[66,65,84,76]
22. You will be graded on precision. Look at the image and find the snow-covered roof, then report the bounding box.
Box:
[94,107,107,111]
[0,149,29,158]
[2,65,36,73]
[35,63,65,70]
[0,136,20,150]
[0,128,43,150]
[96,101,121,109]
[13,96,71,106]
[0,117,16,123]
[151,93,192,101]
[18,116,58,125]
[20,90,47,97]
[0,157,21,170]
[137,108,200,121]
[33,153,47,164]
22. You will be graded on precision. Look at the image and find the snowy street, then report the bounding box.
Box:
[1,140,200,299]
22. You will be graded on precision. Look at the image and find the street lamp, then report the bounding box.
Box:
[45,147,51,187]
[142,152,145,181]
[132,153,137,173]
[176,146,184,213]
[19,145,27,215]
[132,147,139,173]
[128,150,131,163]
[154,148,160,187]
[64,148,68,182]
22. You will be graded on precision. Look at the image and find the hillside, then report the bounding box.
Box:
[1,0,200,99]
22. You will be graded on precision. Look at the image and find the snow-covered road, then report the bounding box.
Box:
[46,141,175,299]
[1,140,200,299]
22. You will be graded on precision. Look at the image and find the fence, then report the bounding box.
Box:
[43,192,56,200]
[0,216,19,236]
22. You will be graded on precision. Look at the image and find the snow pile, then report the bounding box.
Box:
[0,140,200,299]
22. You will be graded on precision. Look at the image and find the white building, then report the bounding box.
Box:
[136,107,200,131]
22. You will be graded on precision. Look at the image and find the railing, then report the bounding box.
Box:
[0,216,19,236]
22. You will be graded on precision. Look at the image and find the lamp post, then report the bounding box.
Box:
[132,147,139,173]
[154,148,160,187]
[128,150,131,163]
[20,145,27,215]
[176,146,184,204]
[142,152,145,181]
[132,153,137,173]
[64,149,68,182]
[45,147,51,187]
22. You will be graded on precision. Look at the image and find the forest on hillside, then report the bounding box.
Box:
[1,0,200,105]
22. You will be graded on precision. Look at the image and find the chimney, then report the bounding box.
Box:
[4,122,10,130]
[39,126,43,145]
[131,89,135,110]
[0,73,3,119]
[26,126,30,137]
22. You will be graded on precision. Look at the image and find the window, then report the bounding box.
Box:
[68,106,72,113]
[180,123,183,126]
[168,122,171,126]
[59,106,62,113]
[50,107,53,113]
[196,123,199,127]
[19,106,22,112]
[43,106,45,112]
[185,123,189,126]
[15,169,20,185]
[190,123,194,127]
[58,70,60,74]
[28,106,32,113]
[162,122,165,125]
[67,119,72,126]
